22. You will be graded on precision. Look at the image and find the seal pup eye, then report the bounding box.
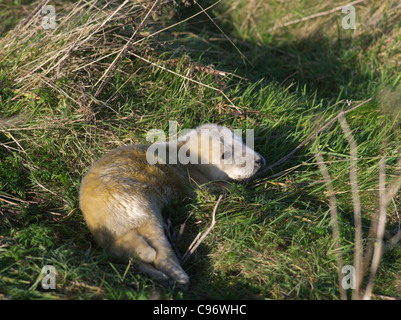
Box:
[221,150,231,160]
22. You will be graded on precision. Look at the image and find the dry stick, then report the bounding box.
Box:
[363,158,388,300]
[268,0,365,32]
[315,152,347,300]
[182,195,223,265]
[363,157,401,277]
[183,232,202,259]
[338,114,363,300]
[383,156,401,208]
[93,0,161,98]
[258,98,374,177]
[363,156,401,296]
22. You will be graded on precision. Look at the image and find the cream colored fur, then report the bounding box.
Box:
[79,124,265,288]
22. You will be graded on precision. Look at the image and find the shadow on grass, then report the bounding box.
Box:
[172,0,382,101]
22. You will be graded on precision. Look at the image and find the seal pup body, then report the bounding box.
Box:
[79,124,265,288]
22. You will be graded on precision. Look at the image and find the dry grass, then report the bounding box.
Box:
[1,0,154,115]
[0,0,241,120]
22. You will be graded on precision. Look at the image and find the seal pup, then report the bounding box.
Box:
[79,123,265,288]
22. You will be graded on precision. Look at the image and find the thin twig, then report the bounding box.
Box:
[391,197,401,234]
[338,113,363,299]
[371,294,398,300]
[182,195,223,265]
[315,152,347,300]
[184,232,202,257]
[363,158,388,300]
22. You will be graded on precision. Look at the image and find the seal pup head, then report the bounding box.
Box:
[177,124,265,182]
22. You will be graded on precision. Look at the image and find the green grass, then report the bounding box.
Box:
[1,0,401,300]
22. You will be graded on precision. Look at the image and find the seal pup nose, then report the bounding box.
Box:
[255,156,265,168]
